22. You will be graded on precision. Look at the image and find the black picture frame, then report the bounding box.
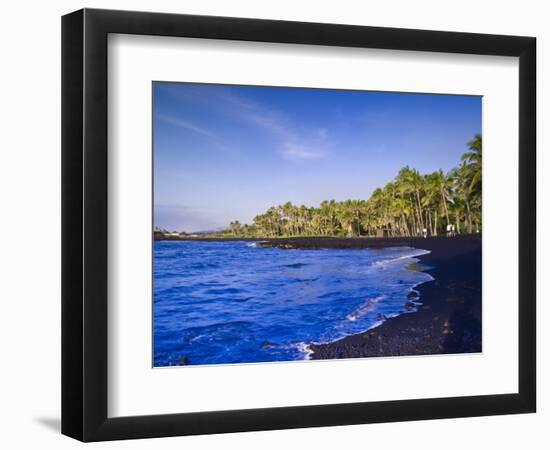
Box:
[62,8,536,442]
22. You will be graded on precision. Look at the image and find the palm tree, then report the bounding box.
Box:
[461,133,482,198]
[397,166,425,234]
[223,134,481,239]
[229,220,241,236]
[422,172,442,235]
[434,169,452,229]
[337,201,357,236]
[450,163,474,233]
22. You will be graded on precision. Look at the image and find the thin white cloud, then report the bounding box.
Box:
[156,112,239,155]
[281,143,326,161]
[158,85,331,162]
[219,92,329,162]
[157,114,215,138]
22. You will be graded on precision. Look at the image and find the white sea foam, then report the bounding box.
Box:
[371,248,431,268]
[295,342,314,360]
[346,295,387,321]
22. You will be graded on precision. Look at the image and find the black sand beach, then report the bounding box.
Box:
[258,235,482,359]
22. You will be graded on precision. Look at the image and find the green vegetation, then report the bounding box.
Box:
[154,135,482,240]
[227,134,482,238]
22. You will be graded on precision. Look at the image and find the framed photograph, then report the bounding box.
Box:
[62,8,536,441]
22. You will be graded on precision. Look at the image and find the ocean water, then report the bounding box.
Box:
[153,241,433,366]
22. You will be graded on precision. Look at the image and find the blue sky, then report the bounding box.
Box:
[153,82,481,232]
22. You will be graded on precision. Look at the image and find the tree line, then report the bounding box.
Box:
[227,134,482,238]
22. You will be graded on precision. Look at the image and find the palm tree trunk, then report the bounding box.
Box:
[401,214,409,236]
[415,190,425,230]
[440,187,450,226]
[465,199,473,233]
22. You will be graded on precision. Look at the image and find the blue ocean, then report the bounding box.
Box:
[153,241,433,366]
